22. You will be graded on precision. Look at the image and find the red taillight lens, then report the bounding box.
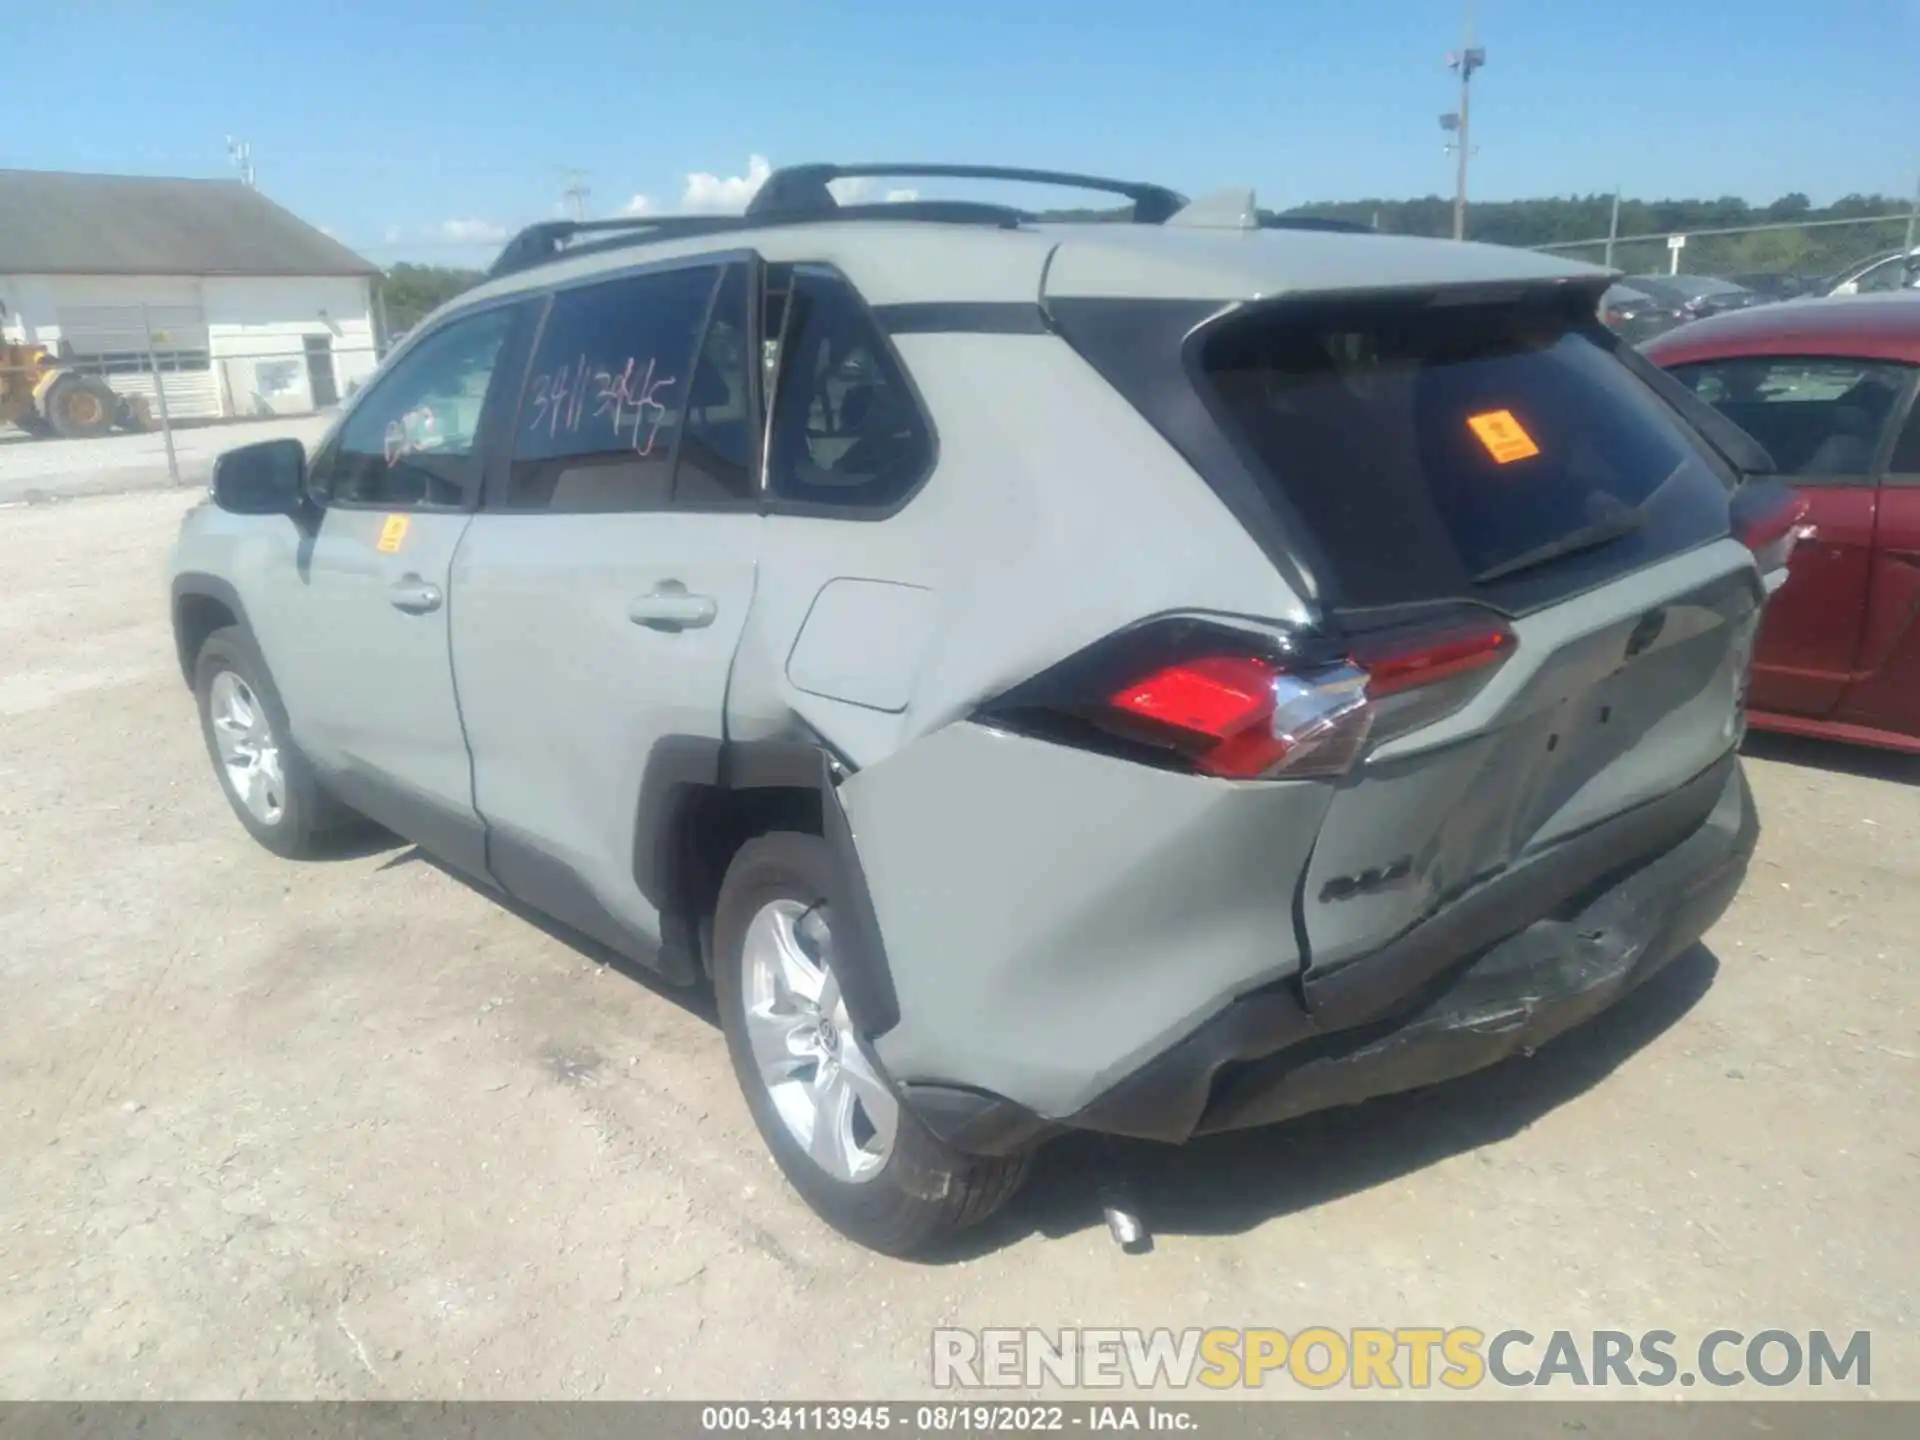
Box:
[1357,625,1517,697]
[1090,620,1515,780]
[1110,656,1274,737]
[1107,656,1297,778]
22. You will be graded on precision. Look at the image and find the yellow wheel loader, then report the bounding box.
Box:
[1,305,152,439]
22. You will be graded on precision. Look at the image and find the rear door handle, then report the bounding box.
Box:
[628,582,717,633]
[389,575,443,615]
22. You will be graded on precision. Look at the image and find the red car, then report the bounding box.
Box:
[1645,294,1920,755]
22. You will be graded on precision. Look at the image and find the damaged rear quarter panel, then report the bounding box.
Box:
[838,722,1333,1120]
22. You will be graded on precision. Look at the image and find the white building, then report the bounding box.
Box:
[0,168,382,421]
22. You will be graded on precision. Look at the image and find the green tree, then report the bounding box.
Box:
[377,263,484,335]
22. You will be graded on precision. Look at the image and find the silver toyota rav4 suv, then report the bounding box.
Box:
[169,164,1802,1256]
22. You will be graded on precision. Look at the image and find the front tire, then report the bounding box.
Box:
[713,832,1031,1256]
[41,373,117,439]
[192,626,345,859]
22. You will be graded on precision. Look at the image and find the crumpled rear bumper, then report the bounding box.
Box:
[909,753,1756,1152]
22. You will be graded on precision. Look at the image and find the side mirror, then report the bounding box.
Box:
[211,439,306,516]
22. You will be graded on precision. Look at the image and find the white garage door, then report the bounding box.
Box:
[54,296,221,421]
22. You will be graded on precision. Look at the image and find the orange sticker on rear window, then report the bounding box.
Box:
[1466,409,1541,464]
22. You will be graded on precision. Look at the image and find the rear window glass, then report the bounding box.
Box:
[1198,300,1728,601]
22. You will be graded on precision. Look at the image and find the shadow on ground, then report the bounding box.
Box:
[1742,731,1918,785]
[382,830,1716,1259]
[956,944,1721,1258]
[413,844,718,1025]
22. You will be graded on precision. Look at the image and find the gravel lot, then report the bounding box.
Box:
[0,415,334,507]
[0,483,1915,1401]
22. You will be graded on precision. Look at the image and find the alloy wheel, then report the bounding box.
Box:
[740,898,898,1183]
[208,670,286,826]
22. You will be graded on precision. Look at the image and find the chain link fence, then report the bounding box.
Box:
[1533,211,1919,295]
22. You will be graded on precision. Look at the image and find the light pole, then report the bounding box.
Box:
[1439,4,1485,242]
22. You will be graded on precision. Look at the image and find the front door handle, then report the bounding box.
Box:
[389,575,443,615]
[628,581,717,633]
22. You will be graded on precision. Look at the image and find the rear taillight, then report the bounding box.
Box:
[1107,655,1370,778]
[1731,480,1811,575]
[1355,623,1514,696]
[985,615,1515,781]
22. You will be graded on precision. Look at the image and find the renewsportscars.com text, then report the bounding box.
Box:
[931,1327,1872,1391]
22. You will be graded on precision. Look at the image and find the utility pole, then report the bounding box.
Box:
[1439,4,1485,241]
[225,136,255,188]
[1604,189,1622,269]
[562,168,591,221]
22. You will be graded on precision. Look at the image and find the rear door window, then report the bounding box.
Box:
[1667,356,1914,479]
[505,264,721,512]
[1197,298,1734,605]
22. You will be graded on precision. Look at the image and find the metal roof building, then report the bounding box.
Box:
[1,169,382,421]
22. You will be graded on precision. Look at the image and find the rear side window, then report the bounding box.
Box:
[765,265,932,511]
[1667,356,1913,479]
[506,265,721,512]
[1197,299,1733,603]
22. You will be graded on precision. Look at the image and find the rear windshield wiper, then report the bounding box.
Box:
[1471,510,1644,585]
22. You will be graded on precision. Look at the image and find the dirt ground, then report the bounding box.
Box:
[0,486,1915,1402]
[0,415,333,507]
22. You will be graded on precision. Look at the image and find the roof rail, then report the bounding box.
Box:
[484,198,1035,280]
[485,215,756,279]
[747,163,1188,224]
[482,163,1195,280]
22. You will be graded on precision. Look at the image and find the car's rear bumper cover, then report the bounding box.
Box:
[907,754,1755,1152]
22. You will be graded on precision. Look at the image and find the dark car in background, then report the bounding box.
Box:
[1645,293,1920,756]
[1731,272,1826,303]
[1598,283,1685,344]
[1627,274,1770,322]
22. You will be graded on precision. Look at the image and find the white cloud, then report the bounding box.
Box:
[883,188,919,204]
[384,224,405,244]
[680,154,773,213]
[624,193,656,216]
[827,177,872,205]
[439,218,509,244]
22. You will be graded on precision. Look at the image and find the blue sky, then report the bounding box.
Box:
[8,0,1918,266]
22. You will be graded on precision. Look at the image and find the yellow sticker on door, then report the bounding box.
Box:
[1466,408,1542,465]
[375,514,411,554]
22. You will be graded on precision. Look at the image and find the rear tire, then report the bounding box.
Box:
[192,626,351,859]
[713,831,1031,1256]
[41,373,117,439]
